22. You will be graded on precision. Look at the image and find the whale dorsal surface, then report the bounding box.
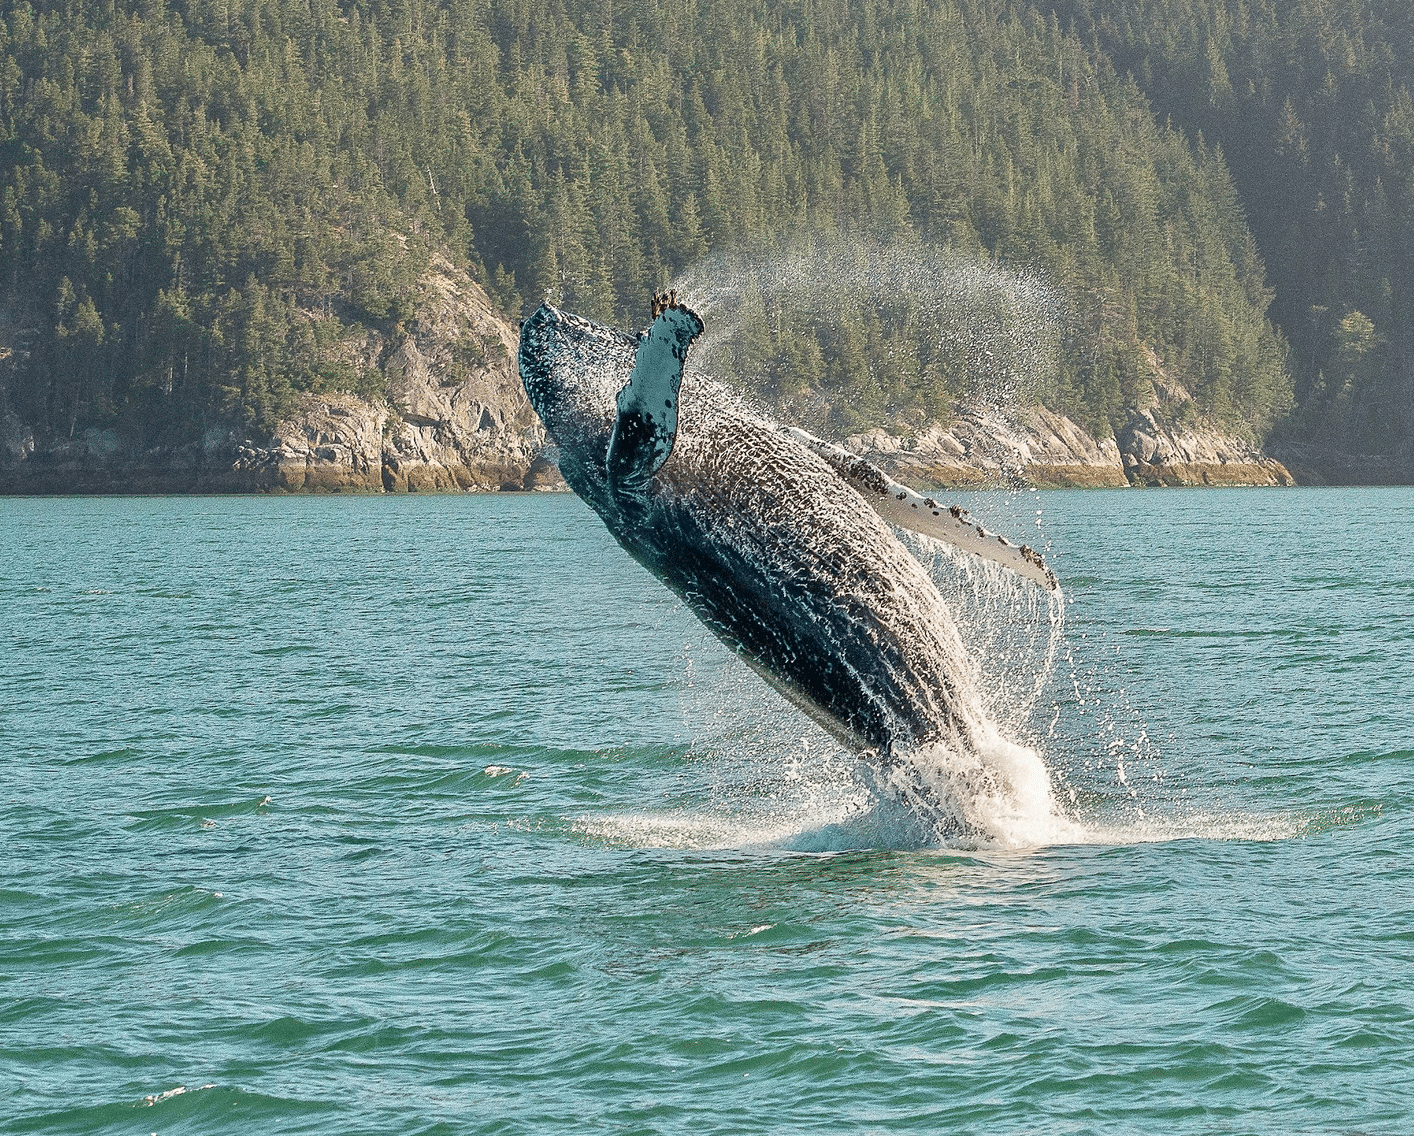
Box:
[606,296,703,495]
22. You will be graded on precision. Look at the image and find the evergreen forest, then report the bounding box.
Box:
[1053,0,1414,457]
[0,0,1406,461]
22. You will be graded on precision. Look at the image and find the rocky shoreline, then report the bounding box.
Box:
[841,403,1294,491]
[0,390,1304,496]
[4,263,1402,493]
[0,258,565,496]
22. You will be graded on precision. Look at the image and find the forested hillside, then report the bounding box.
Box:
[1053,0,1414,458]
[1,0,1293,455]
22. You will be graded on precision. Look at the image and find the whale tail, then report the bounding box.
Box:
[606,293,703,495]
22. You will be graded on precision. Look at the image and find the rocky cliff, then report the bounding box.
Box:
[230,256,561,494]
[842,402,1292,490]
[0,256,562,494]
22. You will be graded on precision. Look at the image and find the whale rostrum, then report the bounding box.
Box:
[517,295,1057,759]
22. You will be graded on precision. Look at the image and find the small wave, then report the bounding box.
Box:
[1070,811,1316,845]
[143,1083,216,1107]
[14,1082,336,1132]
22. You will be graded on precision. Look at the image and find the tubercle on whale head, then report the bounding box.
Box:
[648,288,701,328]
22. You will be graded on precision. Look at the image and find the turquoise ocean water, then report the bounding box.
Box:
[2,488,1412,1134]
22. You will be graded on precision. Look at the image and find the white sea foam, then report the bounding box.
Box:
[142,1083,215,1106]
[1075,811,1315,844]
[571,757,1307,852]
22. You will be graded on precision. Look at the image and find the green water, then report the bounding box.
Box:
[2,489,1411,1133]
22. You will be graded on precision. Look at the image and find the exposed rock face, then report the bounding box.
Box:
[0,256,562,494]
[1115,409,1292,487]
[845,403,1292,490]
[234,394,387,493]
[234,259,559,493]
[846,406,1127,489]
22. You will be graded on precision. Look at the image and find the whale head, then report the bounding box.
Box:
[519,298,703,504]
[518,303,635,472]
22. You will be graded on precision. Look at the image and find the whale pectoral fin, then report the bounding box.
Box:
[606,296,704,494]
[780,426,1059,593]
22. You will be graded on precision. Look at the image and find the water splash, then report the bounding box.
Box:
[866,523,1081,848]
[903,524,1066,732]
[567,238,1294,852]
[672,235,1063,436]
[573,545,1081,854]
[561,237,1082,852]
[864,724,1087,850]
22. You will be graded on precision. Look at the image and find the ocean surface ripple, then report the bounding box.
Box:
[2,489,1412,1134]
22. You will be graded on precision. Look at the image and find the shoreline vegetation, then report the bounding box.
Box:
[2,0,1411,490]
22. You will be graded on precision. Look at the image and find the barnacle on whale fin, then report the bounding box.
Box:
[650,288,693,321]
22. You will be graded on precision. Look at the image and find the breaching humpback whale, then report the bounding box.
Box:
[517,295,1056,763]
